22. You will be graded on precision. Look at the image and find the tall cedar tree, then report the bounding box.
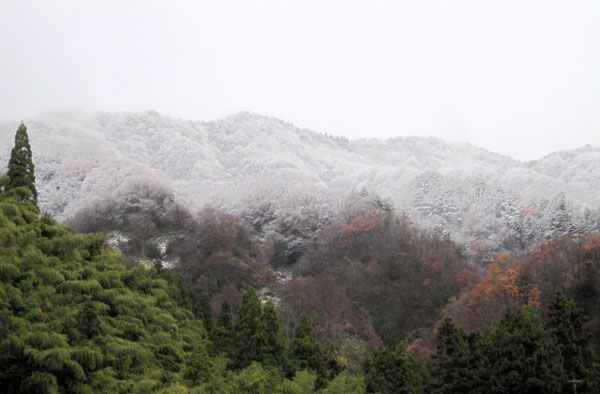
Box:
[547,290,600,393]
[487,308,564,394]
[175,274,194,311]
[261,300,287,369]
[290,314,327,387]
[217,300,233,330]
[428,316,476,394]
[193,293,213,332]
[231,287,265,369]
[364,344,426,394]
[211,300,233,354]
[174,275,213,331]
[6,122,37,204]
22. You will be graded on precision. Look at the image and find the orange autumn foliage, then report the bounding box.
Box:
[444,234,600,353]
[339,209,379,239]
[456,253,521,327]
[584,233,600,252]
[525,286,542,309]
[467,253,519,307]
[532,244,556,265]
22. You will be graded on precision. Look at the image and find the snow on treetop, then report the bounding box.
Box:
[0,109,598,252]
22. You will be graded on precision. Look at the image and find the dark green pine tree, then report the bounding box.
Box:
[546,290,600,393]
[217,299,233,331]
[428,316,476,394]
[231,287,266,369]
[193,293,213,332]
[261,300,286,369]
[184,343,214,385]
[290,314,327,387]
[364,344,427,394]
[175,274,194,311]
[488,308,565,394]
[211,300,233,354]
[6,122,37,204]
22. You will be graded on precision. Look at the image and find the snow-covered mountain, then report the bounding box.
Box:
[1,110,599,255]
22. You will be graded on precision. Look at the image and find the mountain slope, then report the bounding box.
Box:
[1,110,599,256]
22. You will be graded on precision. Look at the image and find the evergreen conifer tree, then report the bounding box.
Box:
[547,290,600,393]
[175,275,194,310]
[488,308,564,394]
[231,287,266,369]
[290,314,327,387]
[365,344,426,394]
[184,344,214,385]
[261,300,286,369]
[193,293,213,332]
[6,122,37,204]
[212,300,233,354]
[218,300,233,330]
[428,316,476,394]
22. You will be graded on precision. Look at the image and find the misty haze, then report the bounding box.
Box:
[1,2,599,393]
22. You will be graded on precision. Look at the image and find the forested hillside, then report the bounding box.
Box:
[2,110,600,262]
[2,123,600,393]
[0,125,356,393]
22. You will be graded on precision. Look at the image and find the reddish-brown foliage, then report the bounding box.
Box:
[444,232,600,354]
[286,194,475,346]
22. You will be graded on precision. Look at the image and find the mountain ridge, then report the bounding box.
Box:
[1,109,599,256]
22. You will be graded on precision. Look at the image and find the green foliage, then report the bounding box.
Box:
[321,370,366,394]
[19,371,58,394]
[290,314,327,388]
[0,191,212,393]
[183,343,214,384]
[0,173,9,194]
[428,317,474,394]
[547,290,600,393]
[175,274,194,311]
[5,141,600,393]
[229,362,269,393]
[77,301,103,339]
[211,299,233,355]
[0,262,21,281]
[488,308,564,393]
[193,292,213,331]
[6,123,37,204]
[277,379,305,394]
[427,308,566,394]
[292,370,317,393]
[218,299,233,331]
[231,287,266,369]
[261,300,287,369]
[365,344,426,394]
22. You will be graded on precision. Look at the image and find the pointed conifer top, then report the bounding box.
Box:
[6,121,37,204]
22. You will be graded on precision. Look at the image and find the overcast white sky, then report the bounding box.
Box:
[1,1,599,160]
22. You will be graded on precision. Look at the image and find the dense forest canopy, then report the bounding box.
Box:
[2,123,600,393]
